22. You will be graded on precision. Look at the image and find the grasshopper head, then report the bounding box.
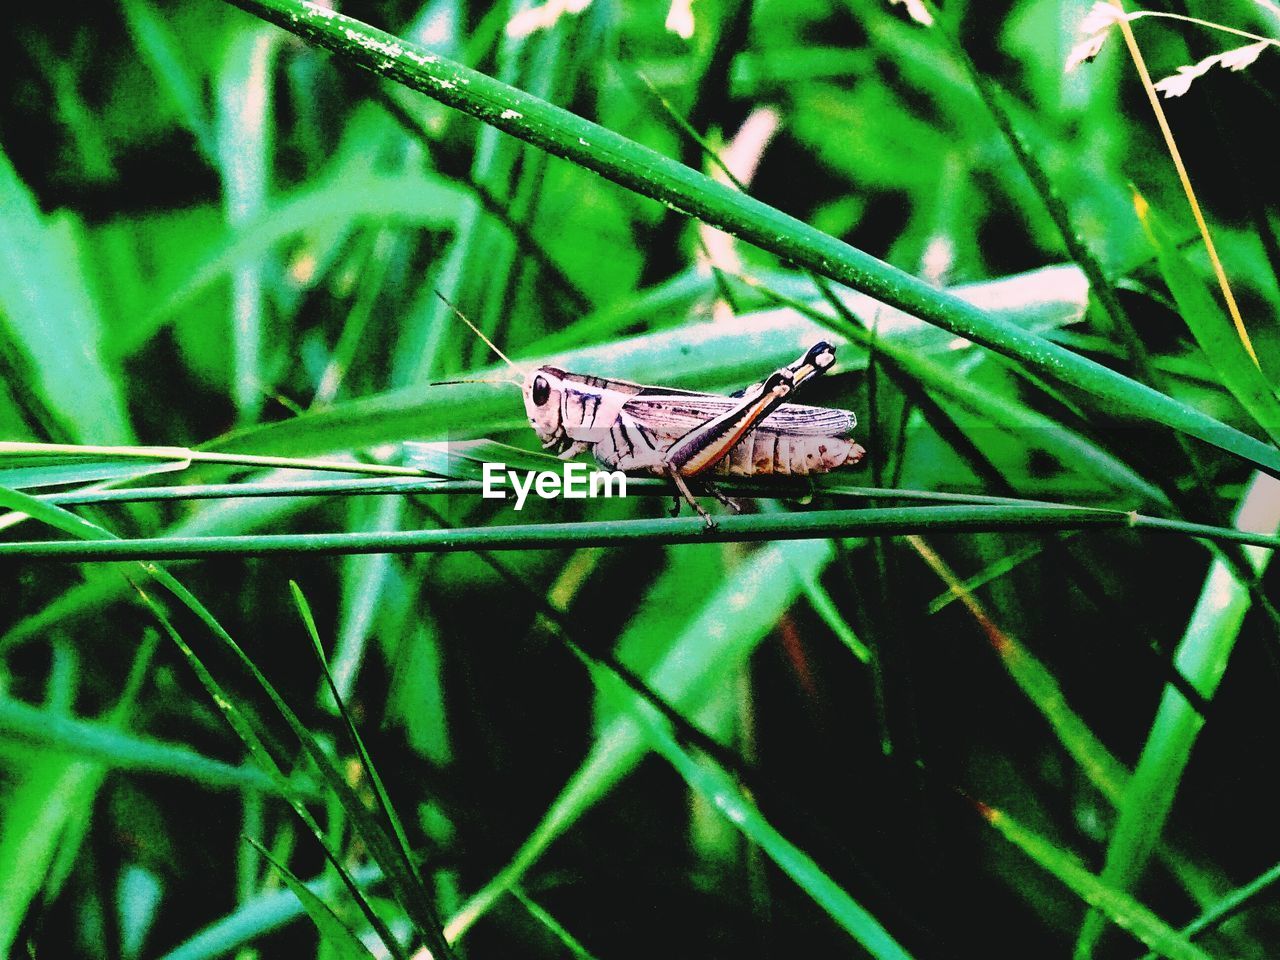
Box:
[523,366,568,448]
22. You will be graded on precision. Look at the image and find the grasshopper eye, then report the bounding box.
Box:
[531,375,551,406]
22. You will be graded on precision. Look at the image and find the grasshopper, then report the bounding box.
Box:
[521,341,866,526]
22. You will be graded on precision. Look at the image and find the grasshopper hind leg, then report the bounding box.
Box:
[664,465,717,528]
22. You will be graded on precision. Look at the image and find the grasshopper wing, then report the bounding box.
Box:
[622,392,857,442]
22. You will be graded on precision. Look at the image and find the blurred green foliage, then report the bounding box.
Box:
[2,0,1280,958]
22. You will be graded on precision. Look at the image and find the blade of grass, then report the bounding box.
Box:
[509,887,600,960]
[443,538,834,941]
[0,451,191,492]
[1109,2,1259,365]
[244,836,378,960]
[1140,858,1280,960]
[0,145,134,444]
[132,586,412,960]
[154,862,385,960]
[217,0,1280,474]
[0,442,438,479]
[9,501,1280,560]
[1136,191,1280,446]
[601,661,916,960]
[978,801,1213,960]
[1075,471,1280,958]
[29,476,1114,508]
[0,694,303,796]
[120,0,218,163]
[215,25,278,421]
[0,503,1136,561]
[292,581,429,909]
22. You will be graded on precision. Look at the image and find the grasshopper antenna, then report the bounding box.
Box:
[430,375,524,387]
[434,290,517,369]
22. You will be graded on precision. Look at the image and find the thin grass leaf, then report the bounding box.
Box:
[1140,859,1280,960]
[978,803,1213,960]
[605,665,915,959]
[131,585,288,786]
[1136,191,1280,447]
[0,636,151,956]
[0,694,301,796]
[132,587,411,960]
[0,145,134,444]
[0,503,1122,560]
[7,502,1280,561]
[120,0,218,163]
[215,25,278,420]
[926,537,1062,615]
[509,887,600,960]
[0,483,419,957]
[1109,11,1260,367]
[291,580,425,900]
[153,863,385,960]
[217,0,1280,474]
[244,835,378,960]
[444,539,836,940]
[1075,471,1280,958]
[0,441,433,479]
[0,450,191,492]
[122,167,469,356]
[796,562,872,663]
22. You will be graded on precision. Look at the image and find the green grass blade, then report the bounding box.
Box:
[1075,471,1280,958]
[980,803,1213,960]
[445,538,834,940]
[217,0,1280,473]
[510,887,600,960]
[7,503,1280,561]
[244,835,378,960]
[215,26,278,421]
[614,672,916,960]
[0,694,299,796]
[0,441,433,479]
[132,586,411,960]
[291,580,425,897]
[153,863,385,960]
[1136,192,1280,447]
[0,146,134,444]
[0,453,191,492]
[120,0,218,164]
[1139,859,1280,960]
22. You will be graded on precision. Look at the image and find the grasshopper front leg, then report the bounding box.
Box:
[664,342,837,528]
